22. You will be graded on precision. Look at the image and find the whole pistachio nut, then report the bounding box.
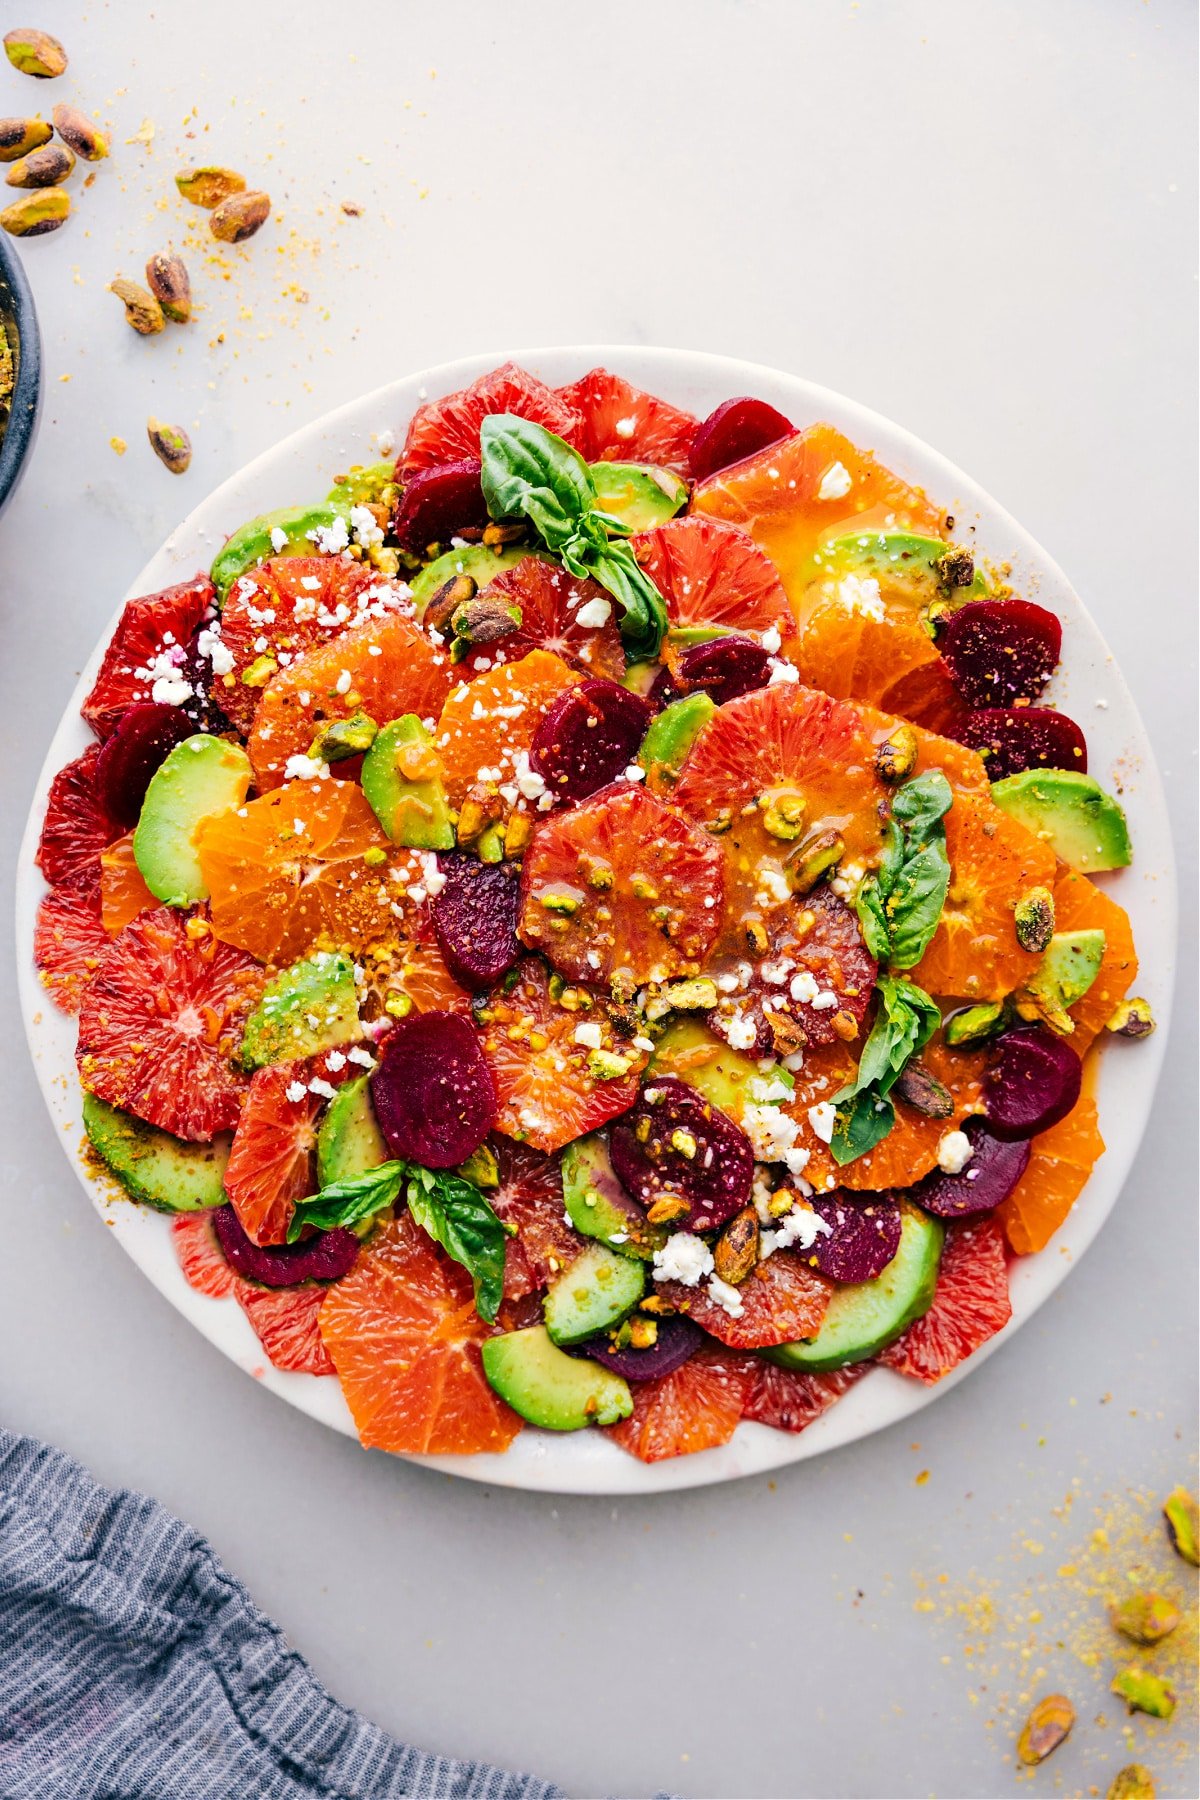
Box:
[175,165,245,209]
[147,417,191,474]
[713,1206,760,1286]
[1014,885,1056,952]
[209,189,270,243]
[1107,996,1156,1039]
[109,278,164,335]
[1108,1766,1156,1800]
[1110,1667,1175,1720]
[0,186,68,235]
[875,724,919,784]
[4,28,68,78]
[894,1060,954,1118]
[0,116,52,161]
[1109,1589,1181,1646]
[5,141,73,187]
[1163,1486,1199,1564]
[51,102,107,160]
[1016,1693,1075,1766]
[145,252,191,323]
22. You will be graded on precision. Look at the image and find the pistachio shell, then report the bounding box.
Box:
[174,165,245,208]
[5,141,73,187]
[51,102,107,160]
[3,28,68,79]
[0,117,51,161]
[0,186,68,235]
[208,189,270,243]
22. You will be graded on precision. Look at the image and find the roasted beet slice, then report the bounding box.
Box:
[806,1193,902,1283]
[939,599,1062,707]
[675,634,773,706]
[953,706,1088,781]
[911,1117,1031,1218]
[689,397,794,483]
[212,1204,359,1287]
[94,703,196,828]
[646,665,680,711]
[431,853,521,988]
[180,625,234,735]
[984,1026,1081,1140]
[370,1011,496,1167]
[609,1076,753,1233]
[573,1315,704,1382]
[391,458,489,553]
[530,678,653,802]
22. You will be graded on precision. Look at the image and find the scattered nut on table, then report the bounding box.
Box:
[0,117,52,161]
[109,277,164,335]
[147,417,192,474]
[3,28,68,79]
[174,165,245,208]
[208,189,270,243]
[0,187,69,236]
[51,102,107,160]
[5,141,74,188]
[145,253,191,323]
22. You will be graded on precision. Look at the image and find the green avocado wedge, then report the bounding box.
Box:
[1015,928,1107,1034]
[765,1207,943,1373]
[561,1134,665,1262]
[817,530,989,601]
[360,715,454,849]
[481,1326,633,1430]
[543,1244,646,1347]
[210,501,351,602]
[240,952,361,1070]
[326,461,397,509]
[133,734,252,907]
[409,543,549,618]
[990,770,1132,872]
[316,1074,388,1187]
[590,461,688,531]
[83,1093,230,1214]
[638,693,715,796]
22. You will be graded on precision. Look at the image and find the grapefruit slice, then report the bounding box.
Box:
[606,1346,755,1462]
[34,869,107,1014]
[319,1211,523,1454]
[1049,865,1137,1052]
[457,558,626,683]
[400,362,583,476]
[478,958,646,1152]
[656,1249,832,1349]
[518,782,725,986]
[489,1139,577,1297]
[172,1210,235,1299]
[880,1215,1011,1383]
[996,1096,1104,1255]
[741,1358,868,1432]
[557,367,697,472]
[82,575,215,740]
[233,1277,336,1375]
[631,516,795,638]
[37,746,119,887]
[224,1062,323,1247]
[99,834,157,935]
[247,611,453,790]
[76,907,261,1142]
[435,648,580,810]
[837,1041,986,1193]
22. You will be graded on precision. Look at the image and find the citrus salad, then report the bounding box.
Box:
[33,362,1152,1463]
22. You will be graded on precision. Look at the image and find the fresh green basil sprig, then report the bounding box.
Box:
[830,975,942,1165]
[287,1159,507,1323]
[479,414,668,658]
[855,770,953,969]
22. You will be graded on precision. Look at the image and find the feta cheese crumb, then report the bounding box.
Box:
[572,1020,603,1050]
[652,1232,714,1287]
[308,514,350,556]
[789,969,820,1004]
[835,573,885,623]
[817,461,853,502]
[613,415,636,439]
[936,1128,974,1175]
[807,1101,838,1144]
[349,504,384,549]
[269,525,289,553]
[760,625,782,654]
[767,656,800,686]
[285,1080,308,1104]
[346,1046,376,1069]
[575,596,612,629]
[705,1273,745,1318]
[724,1010,758,1051]
[283,754,329,782]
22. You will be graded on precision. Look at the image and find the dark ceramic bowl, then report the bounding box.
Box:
[0,232,42,517]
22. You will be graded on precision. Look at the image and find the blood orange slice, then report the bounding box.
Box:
[82,575,215,740]
[233,1277,336,1375]
[556,367,697,473]
[880,1215,1011,1383]
[606,1345,755,1462]
[34,868,107,1014]
[435,648,580,810]
[76,908,261,1142]
[838,1041,986,1193]
[458,558,625,683]
[632,516,795,638]
[319,1212,522,1454]
[880,661,973,738]
[400,362,583,476]
[479,958,647,1151]
[1049,865,1137,1052]
[518,782,724,986]
[996,1096,1104,1256]
[488,1139,577,1297]
[224,1062,323,1247]
[99,834,157,935]
[172,1210,235,1299]
[741,1358,868,1433]
[657,1249,832,1349]
[36,746,120,887]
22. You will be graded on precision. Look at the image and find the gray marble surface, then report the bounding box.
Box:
[1,4,1195,1796]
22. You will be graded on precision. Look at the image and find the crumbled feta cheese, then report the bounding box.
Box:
[325,1051,347,1072]
[375,427,396,456]
[285,1080,308,1104]
[742,1101,801,1163]
[632,1036,655,1053]
[572,1020,603,1050]
[755,868,791,907]
[784,1145,812,1179]
[334,669,353,695]
[513,753,546,800]
[652,1232,715,1287]
[308,1078,337,1101]
[283,754,329,782]
[349,504,384,549]
[760,958,793,986]
[829,860,865,901]
[346,1046,376,1069]
[705,1273,745,1318]
[807,1101,838,1144]
[835,573,885,623]
[789,969,820,1004]
[936,1128,974,1175]
[269,525,289,553]
[760,625,782,654]
[761,1203,832,1260]
[308,514,350,556]
[614,415,636,440]
[767,657,800,686]
[623,763,646,783]
[151,672,193,707]
[817,461,853,502]
[725,1010,758,1051]
[195,625,235,677]
[575,597,612,629]
[810,991,839,1012]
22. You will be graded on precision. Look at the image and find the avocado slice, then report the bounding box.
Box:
[360,715,454,849]
[817,531,989,600]
[766,1207,944,1372]
[211,501,351,602]
[326,460,396,508]
[133,734,252,907]
[990,770,1132,872]
[83,1092,230,1213]
[622,659,661,698]
[591,461,688,531]
[240,951,361,1070]
[543,1243,646,1347]
[561,1134,666,1261]
[639,694,715,796]
[481,1326,633,1430]
[1015,928,1107,1034]
[316,1074,388,1187]
[409,543,548,618]
[649,1017,792,1123]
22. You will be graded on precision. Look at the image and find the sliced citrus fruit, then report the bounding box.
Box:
[478,958,646,1151]
[224,1062,323,1247]
[197,779,425,967]
[606,1346,756,1463]
[632,515,795,637]
[34,869,107,1014]
[435,648,580,810]
[838,1041,987,1193]
[400,362,583,476]
[557,367,697,472]
[1050,865,1137,1052]
[518,782,724,985]
[657,1249,832,1349]
[363,939,473,1019]
[691,423,945,607]
[100,833,157,935]
[76,907,261,1142]
[319,1212,523,1454]
[996,1096,1104,1256]
[233,1276,336,1375]
[741,1357,868,1432]
[81,575,215,740]
[458,558,626,682]
[248,611,453,790]
[880,661,973,737]
[911,793,1056,1002]
[36,745,119,887]
[785,573,944,711]
[489,1138,577,1297]
[172,1210,235,1299]
[880,1215,1011,1383]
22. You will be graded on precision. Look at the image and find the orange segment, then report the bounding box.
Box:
[100,834,157,935]
[225,1063,321,1247]
[606,1347,756,1463]
[233,1277,336,1375]
[631,515,796,636]
[434,649,580,810]
[319,1213,522,1455]
[838,1041,986,1192]
[1051,865,1137,1051]
[784,577,943,712]
[997,1096,1105,1255]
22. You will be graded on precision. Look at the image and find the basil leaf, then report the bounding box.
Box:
[587,538,669,661]
[404,1165,506,1324]
[830,975,941,1165]
[479,415,594,551]
[286,1160,405,1242]
[855,771,952,971]
[832,1090,896,1165]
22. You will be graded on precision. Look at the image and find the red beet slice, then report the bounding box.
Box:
[676,634,773,706]
[370,1011,496,1167]
[609,1076,753,1233]
[911,1117,1031,1218]
[530,678,653,802]
[806,1193,902,1283]
[939,599,1061,707]
[953,706,1088,781]
[180,626,234,735]
[94,703,196,828]
[690,397,794,484]
[213,1204,359,1287]
[646,665,680,711]
[431,853,521,988]
[572,1315,704,1382]
[984,1026,1081,1140]
[392,458,489,553]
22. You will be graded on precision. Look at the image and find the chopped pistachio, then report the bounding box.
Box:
[785,828,844,896]
[894,1060,954,1118]
[669,1128,698,1159]
[1109,1591,1180,1646]
[645,1194,690,1225]
[361,846,387,868]
[933,547,976,592]
[477,821,505,864]
[1163,1486,1199,1564]
[310,711,378,763]
[760,787,807,841]
[457,1144,499,1190]
[503,810,533,858]
[539,890,579,916]
[587,1047,632,1080]
[1108,996,1156,1039]
[1110,1668,1175,1719]
[423,572,476,633]
[875,724,918,784]
[1016,1693,1075,1765]
[1014,885,1055,952]
[643,976,718,1022]
[627,1315,658,1350]
[482,520,526,549]
[450,595,522,647]
[944,1000,1007,1047]
[241,653,278,688]
[383,991,413,1019]
[1107,1764,1156,1799]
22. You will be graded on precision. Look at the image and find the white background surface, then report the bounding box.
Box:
[1,4,1195,1796]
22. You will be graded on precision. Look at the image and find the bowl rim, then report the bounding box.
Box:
[0,232,43,510]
